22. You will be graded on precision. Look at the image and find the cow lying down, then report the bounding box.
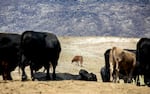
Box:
[79,69,97,81]
[34,69,97,81]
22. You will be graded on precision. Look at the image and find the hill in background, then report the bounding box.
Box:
[0,0,150,37]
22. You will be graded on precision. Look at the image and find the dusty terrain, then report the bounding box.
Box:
[0,37,150,94]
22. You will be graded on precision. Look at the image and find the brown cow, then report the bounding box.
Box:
[71,56,83,67]
[109,47,136,83]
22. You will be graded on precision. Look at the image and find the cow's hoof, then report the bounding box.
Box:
[127,79,132,83]
[32,79,35,81]
[136,82,140,86]
[124,78,128,83]
[22,75,28,81]
[145,82,150,87]
[31,77,35,81]
[147,84,150,87]
[117,80,120,83]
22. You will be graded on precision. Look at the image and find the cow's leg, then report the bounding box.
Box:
[128,70,133,83]
[21,65,27,81]
[115,63,120,83]
[80,63,83,67]
[80,58,83,67]
[52,64,56,80]
[7,72,12,80]
[109,63,114,82]
[20,56,29,81]
[124,70,129,83]
[30,65,35,81]
[1,61,9,80]
[115,69,120,83]
[77,61,79,66]
[80,61,83,67]
[2,71,7,80]
[52,61,57,80]
[144,73,150,87]
[44,63,50,80]
[2,71,12,80]
[136,74,141,86]
[109,52,114,82]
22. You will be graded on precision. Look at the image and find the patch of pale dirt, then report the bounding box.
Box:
[0,37,150,94]
[0,80,150,94]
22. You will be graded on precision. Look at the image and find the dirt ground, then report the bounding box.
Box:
[0,36,150,94]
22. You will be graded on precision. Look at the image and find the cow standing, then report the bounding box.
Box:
[109,47,136,83]
[136,38,150,86]
[101,48,137,82]
[20,31,61,81]
[0,33,20,80]
[71,55,83,67]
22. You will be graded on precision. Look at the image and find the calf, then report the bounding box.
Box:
[71,55,83,67]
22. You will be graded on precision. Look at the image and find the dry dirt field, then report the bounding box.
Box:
[0,36,150,94]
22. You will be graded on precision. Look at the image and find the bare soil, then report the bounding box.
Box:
[0,36,150,94]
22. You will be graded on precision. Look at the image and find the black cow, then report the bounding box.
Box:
[100,48,136,83]
[0,33,20,80]
[79,69,97,81]
[100,49,111,82]
[136,38,150,87]
[20,31,61,81]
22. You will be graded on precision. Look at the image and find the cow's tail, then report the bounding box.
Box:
[109,47,117,81]
[112,47,121,82]
[111,47,117,65]
[18,60,21,75]
[18,50,22,76]
[18,66,21,75]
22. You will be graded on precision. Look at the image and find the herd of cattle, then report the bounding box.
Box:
[0,31,150,87]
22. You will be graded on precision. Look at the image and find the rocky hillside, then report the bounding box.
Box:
[0,0,150,37]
